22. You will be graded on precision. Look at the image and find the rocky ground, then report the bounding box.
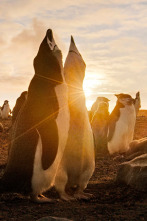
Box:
[0,116,147,221]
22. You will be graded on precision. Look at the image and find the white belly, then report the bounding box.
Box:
[55,95,95,189]
[108,105,136,155]
[31,82,69,194]
[1,105,10,119]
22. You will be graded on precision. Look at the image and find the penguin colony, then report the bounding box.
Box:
[0,29,141,202]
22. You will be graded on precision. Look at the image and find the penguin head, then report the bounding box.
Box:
[115,93,134,106]
[20,91,28,100]
[4,100,9,105]
[33,29,63,84]
[64,36,86,87]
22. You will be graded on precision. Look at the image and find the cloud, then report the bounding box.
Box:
[0,0,147,110]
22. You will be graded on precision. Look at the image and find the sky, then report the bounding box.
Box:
[0,0,147,112]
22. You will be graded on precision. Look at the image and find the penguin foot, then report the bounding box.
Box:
[60,193,75,201]
[74,192,94,200]
[30,194,55,204]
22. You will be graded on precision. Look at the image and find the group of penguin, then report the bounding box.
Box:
[0,29,141,203]
[90,92,141,155]
[0,29,95,203]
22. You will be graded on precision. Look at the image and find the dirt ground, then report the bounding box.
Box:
[0,115,147,221]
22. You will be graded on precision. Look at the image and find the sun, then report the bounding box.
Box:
[83,73,102,97]
[83,71,103,110]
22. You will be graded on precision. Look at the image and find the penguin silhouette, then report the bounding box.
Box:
[55,36,95,200]
[1,29,69,203]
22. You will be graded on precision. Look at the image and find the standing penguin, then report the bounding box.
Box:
[12,91,27,125]
[55,36,95,200]
[89,97,110,121]
[134,91,141,115]
[1,29,69,203]
[1,100,11,119]
[108,93,136,155]
[91,99,109,154]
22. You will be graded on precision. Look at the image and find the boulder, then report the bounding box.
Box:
[116,154,147,192]
[126,137,147,160]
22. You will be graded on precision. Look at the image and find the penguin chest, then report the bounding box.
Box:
[109,106,136,154]
[31,82,69,194]
[2,105,10,118]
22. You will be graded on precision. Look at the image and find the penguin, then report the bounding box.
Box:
[89,97,110,121]
[54,36,95,201]
[1,29,70,203]
[134,91,141,115]
[107,93,136,155]
[1,100,11,119]
[91,99,109,154]
[12,91,27,125]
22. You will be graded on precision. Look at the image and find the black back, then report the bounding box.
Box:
[2,29,62,193]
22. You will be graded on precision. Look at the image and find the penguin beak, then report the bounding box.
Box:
[69,35,80,56]
[47,29,59,51]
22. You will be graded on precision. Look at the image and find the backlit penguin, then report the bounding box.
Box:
[12,91,28,124]
[89,97,110,121]
[91,100,109,154]
[107,94,136,155]
[2,29,69,203]
[55,36,95,200]
[134,91,141,115]
[1,100,11,119]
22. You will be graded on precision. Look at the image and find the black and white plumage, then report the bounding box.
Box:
[1,29,69,203]
[1,100,11,119]
[55,36,95,201]
[108,93,136,155]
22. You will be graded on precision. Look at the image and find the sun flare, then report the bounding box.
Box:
[83,71,104,110]
[83,72,103,98]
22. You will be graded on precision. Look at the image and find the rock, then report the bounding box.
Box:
[126,137,147,160]
[37,217,73,221]
[116,154,147,192]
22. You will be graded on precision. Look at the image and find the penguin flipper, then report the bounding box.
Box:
[107,103,124,142]
[37,119,58,170]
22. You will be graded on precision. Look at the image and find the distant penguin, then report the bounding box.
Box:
[134,91,141,115]
[91,99,109,154]
[1,29,69,203]
[1,100,11,119]
[89,97,110,121]
[107,93,136,155]
[12,91,28,124]
[55,36,95,201]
